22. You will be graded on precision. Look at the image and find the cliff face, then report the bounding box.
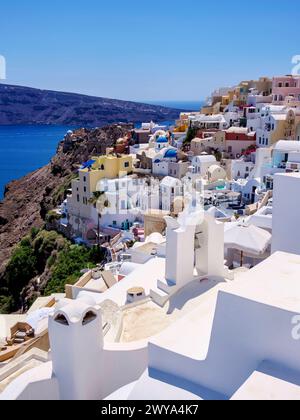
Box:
[0,124,131,277]
[0,84,181,126]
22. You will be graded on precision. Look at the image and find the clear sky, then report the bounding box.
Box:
[1,0,300,102]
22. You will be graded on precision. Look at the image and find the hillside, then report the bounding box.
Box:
[0,124,131,300]
[0,84,182,126]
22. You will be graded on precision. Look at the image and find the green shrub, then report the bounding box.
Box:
[183,127,197,145]
[44,245,98,295]
[2,228,106,311]
[5,243,37,302]
[33,230,66,271]
[46,211,61,224]
[0,295,14,314]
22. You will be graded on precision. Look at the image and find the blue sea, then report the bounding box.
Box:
[0,126,73,200]
[146,100,204,111]
[0,101,203,200]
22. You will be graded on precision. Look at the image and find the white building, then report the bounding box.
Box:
[272,172,300,255]
[256,105,288,148]
[94,177,145,230]
[190,114,229,130]
[231,159,255,180]
[160,176,183,212]
[191,155,217,178]
[111,251,300,400]
[207,165,227,183]
[3,208,300,399]
[152,148,178,177]
[272,140,300,173]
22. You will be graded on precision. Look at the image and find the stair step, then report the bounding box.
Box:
[157,278,177,294]
[150,287,170,308]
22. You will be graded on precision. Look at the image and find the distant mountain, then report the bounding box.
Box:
[0,84,182,126]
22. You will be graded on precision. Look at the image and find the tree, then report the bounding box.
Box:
[183,127,197,145]
[212,148,222,162]
[88,191,109,254]
[5,243,37,303]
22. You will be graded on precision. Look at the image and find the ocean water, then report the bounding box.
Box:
[0,102,202,200]
[0,126,74,200]
[146,100,204,112]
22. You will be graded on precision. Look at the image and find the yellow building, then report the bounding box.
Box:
[285,109,300,141]
[270,118,287,145]
[191,131,226,155]
[175,112,199,132]
[67,154,133,222]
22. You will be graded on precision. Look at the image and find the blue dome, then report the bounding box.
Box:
[164,149,177,159]
[157,138,168,143]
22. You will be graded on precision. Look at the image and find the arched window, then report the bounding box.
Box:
[54,314,69,326]
[82,311,97,326]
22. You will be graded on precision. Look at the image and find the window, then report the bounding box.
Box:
[77,194,80,203]
[285,82,289,88]
[84,186,87,193]
[259,137,262,144]
[100,164,105,171]
[83,176,86,183]
[82,311,97,326]
[55,314,69,326]
[124,162,130,168]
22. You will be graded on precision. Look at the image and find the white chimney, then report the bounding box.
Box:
[49,296,104,400]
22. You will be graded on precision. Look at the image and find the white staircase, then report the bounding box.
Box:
[150,277,177,307]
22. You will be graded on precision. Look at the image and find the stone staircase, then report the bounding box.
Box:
[150,277,177,307]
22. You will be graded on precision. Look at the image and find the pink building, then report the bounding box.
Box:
[272,75,300,104]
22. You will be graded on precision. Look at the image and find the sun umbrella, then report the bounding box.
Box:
[224,223,272,266]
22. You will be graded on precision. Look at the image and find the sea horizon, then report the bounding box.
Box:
[145,100,204,111]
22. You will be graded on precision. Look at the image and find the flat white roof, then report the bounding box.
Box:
[150,277,227,359]
[272,114,287,121]
[273,140,300,153]
[77,257,166,307]
[220,251,300,313]
[231,362,300,400]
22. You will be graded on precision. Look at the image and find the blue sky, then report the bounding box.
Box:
[1,0,300,101]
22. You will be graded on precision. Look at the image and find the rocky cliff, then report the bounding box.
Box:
[0,84,181,126]
[0,124,132,278]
